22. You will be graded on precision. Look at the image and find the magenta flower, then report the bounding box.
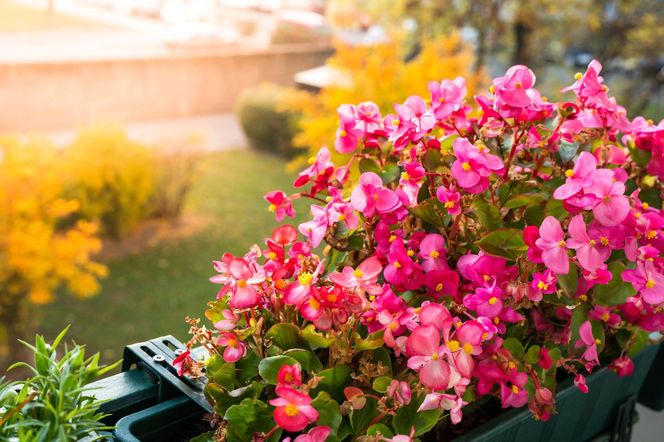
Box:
[400,161,426,206]
[424,270,460,301]
[553,152,597,200]
[574,374,589,394]
[269,385,319,432]
[389,95,435,147]
[429,77,467,120]
[351,172,402,218]
[622,260,664,305]
[567,215,605,272]
[328,256,383,295]
[491,65,553,120]
[277,364,302,386]
[535,216,569,274]
[609,356,635,377]
[406,325,451,390]
[213,309,238,331]
[451,138,504,194]
[562,60,613,110]
[286,426,331,442]
[172,350,193,376]
[499,371,529,408]
[419,234,448,272]
[463,283,503,318]
[531,269,558,299]
[284,264,322,306]
[264,191,295,222]
[294,146,334,188]
[217,332,247,363]
[383,240,423,290]
[436,186,462,216]
[586,169,630,226]
[576,320,599,365]
[419,393,466,424]
[335,104,364,153]
[209,255,265,309]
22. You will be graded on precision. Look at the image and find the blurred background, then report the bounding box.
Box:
[0,0,662,377]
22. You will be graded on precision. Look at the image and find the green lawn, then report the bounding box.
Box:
[0,0,105,32]
[37,149,307,365]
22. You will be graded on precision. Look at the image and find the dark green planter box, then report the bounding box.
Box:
[91,341,660,442]
[638,343,664,411]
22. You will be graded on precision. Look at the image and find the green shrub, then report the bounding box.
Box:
[236,84,301,158]
[64,125,157,239]
[0,326,119,440]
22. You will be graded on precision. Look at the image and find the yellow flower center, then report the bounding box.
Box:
[642,202,650,210]
[646,230,658,240]
[515,82,523,89]
[337,214,346,222]
[401,171,411,181]
[482,332,489,340]
[578,294,588,302]
[353,268,364,278]
[326,293,337,303]
[588,239,596,247]
[483,275,492,282]
[635,212,642,218]
[489,84,495,94]
[275,279,287,290]
[537,281,548,290]
[429,251,440,258]
[237,280,247,288]
[488,297,498,305]
[574,72,583,80]
[284,373,293,382]
[390,321,399,331]
[435,283,444,292]
[392,119,400,126]
[389,234,397,242]
[298,272,313,286]
[462,162,472,172]
[431,352,440,360]
[602,312,610,321]
[595,338,601,345]
[463,343,474,354]
[393,262,402,269]
[284,404,299,417]
[565,169,574,178]
[444,201,455,209]
[646,279,656,289]
[600,237,609,246]
[512,385,520,394]
[494,317,500,324]
[407,250,415,257]
[507,361,516,369]
[448,340,460,352]
[339,129,347,137]
[227,337,237,348]
[268,204,277,212]
[309,297,320,309]
[558,240,566,247]
[439,96,445,103]
[267,251,277,260]
[307,156,316,164]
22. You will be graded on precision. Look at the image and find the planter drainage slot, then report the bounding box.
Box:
[610,395,636,442]
[121,335,212,413]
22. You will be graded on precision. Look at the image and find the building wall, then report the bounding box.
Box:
[0,44,332,132]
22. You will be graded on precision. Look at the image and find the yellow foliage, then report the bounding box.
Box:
[63,125,157,238]
[0,136,106,310]
[288,33,486,165]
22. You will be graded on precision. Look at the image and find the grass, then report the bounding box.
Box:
[0,0,105,32]
[37,149,308,365]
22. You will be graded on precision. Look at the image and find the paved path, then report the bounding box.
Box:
[46,112,247,152]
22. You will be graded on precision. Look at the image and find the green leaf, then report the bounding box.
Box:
[370,348,392,375]
[300,324,335,348]
[372,376,392,393]
[544,198,567,221]
[629,145,651,168]
[205,299,230,323]
[284,348,323,372]
[559,141,580,163]
[476,228,527,260]
[525,345,541,365]
[351,397,380,435]
[569,303,591,345]
[380,163,401,184]
[211,360,236,390]
[504,193,548,209]
[206,382,264,416]
[354,331,385,350]
[257,355,298,385]
[359,158,381,175]
[558,263,578,297]
[311,365,352,402]
[235,352,260,385]
[393,395,442,437]
[410,199,446,229]
[502,338,524,360]
[629,330,650,357]
[524,204,545,226]
[312,392,342,433]
[224,399,275,442]
[367,423,394,438]
[473,197,502,230]
[594,262,636,306]
[265,323,301,350]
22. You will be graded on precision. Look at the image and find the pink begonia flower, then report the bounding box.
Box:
[264,191,295,222]
[406,325,451,390]
[328,256,383,295]
[351,172,402,217]
[622,260,664,305]
[463,283,503,318]
[419,234,448,272]
[530,269,558,300]
[334,104,364,153]
[609,356,635,377]
[566,215,605,272]
[172,350,193,376]
[284,426,331,442]
[294,146,334,188]
[298,205,331,248]
[491,65,554,120]
[418,393,466,424]
[387,380,412,406]
[384,240,423,290]
[277,364,302,386]
[576,320,599,365]
[429,77,467,120]
[457,253,518,287]
[523,225,543,263]
[500,371,529,408]
[217,332,247,363]
[451,138,505,193]
[400,161,426,206]
[589,305,621,327]
[354,101,384,134]
[213,309,238,331]
[209,255,266,308]
[535,216,569,275]
[269,386,318,432]
[562,60,614,111]
[553,151,597,200]
[585,169,630,226]
[424,270,460,301]
[539,347,552,370]
[574,374,589,394]
[389,96,436,146]
[436,186,462,216]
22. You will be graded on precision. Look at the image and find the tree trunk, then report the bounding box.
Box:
[0,295,31,375]
[512,20,534,66]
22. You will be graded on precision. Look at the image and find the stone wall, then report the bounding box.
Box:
[0,44,332,132]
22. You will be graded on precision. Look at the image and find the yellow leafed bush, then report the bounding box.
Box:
[63,125,157,238]
[0,136,106,359]
[287,33,486,165]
